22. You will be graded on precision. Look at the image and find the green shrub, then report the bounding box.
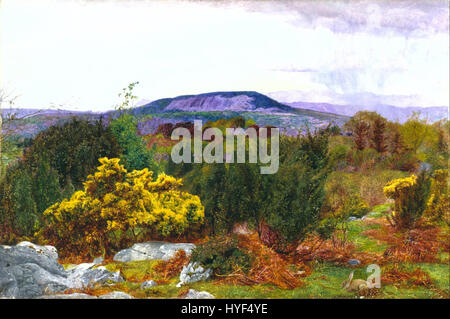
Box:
[340,194,370,218]
[0,119,121,240]
[384,171,431,229]
[424,169,449,225]
[190,237,253,276]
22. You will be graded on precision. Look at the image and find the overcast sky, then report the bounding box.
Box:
[1,0,448,111]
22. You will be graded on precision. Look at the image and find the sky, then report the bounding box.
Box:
[0,0,448,111]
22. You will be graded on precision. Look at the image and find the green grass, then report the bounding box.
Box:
[104,260,162,282]
[367,204,392,218]
[414,263,450,295]
[346,220,387,253]
[100,215,448,299]
[380,285,438,299]
[102,258,448,299]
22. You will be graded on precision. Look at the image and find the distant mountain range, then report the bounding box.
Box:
[124,91,348,135]
[3,90,448,139]
[282,101,448,123]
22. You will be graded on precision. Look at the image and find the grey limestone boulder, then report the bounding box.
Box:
[66,263,123,289]
[0,242,123,298]
[0,242,69,298]
[113,241,195,262]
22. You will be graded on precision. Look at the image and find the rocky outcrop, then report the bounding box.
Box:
[0,242,70,298]
[136,91,293,114]
[0,242,122,298]
[113,242,195,262]
[176,262,212,287]
[66,262,123,289]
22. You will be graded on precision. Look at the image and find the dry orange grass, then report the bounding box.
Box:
[295,237,355,264]
[215,233,305,290]
[294,233,384,266]
[363,222,445,263]
[153,250,189,280]
[382,264,434,288]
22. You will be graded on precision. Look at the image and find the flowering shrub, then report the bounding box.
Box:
[424,169,449,225]
[40,158,204,258]
[383,172,430,229]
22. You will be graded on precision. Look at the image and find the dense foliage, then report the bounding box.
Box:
[170,125,334,248]
[39,157,204,258]
[109,114,158,173]
[0,119,121,240]
[384,171,431,229]
[190,237,253,276]
[424,169,449,225]
[0,105,448,261]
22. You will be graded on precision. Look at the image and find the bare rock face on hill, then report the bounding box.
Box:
[134,91,294,114]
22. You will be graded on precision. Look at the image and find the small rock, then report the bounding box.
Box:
[177,262,212,287]
[184,289,214,299]
[140,280,157,289]
[98,291,134,299]
[93,257,104,265]
[347,259,361,265]
[347,217,359,222]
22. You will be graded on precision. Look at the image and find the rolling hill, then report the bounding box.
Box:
[130,91,294,114]
[125,91,348,135]
[4,91,349,139]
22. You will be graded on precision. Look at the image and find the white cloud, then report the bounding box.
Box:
[1,0,448,110]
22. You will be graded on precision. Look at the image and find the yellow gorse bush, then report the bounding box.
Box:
[41,157,204,258]
[424,169,449,225]
[383,173,430,229]
[383,175,417,199]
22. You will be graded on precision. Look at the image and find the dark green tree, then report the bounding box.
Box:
[262,130,331,245]
[12,170,38,236]
[109,114,157,172]
[62,177,76,199]
[32,157,62,214]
